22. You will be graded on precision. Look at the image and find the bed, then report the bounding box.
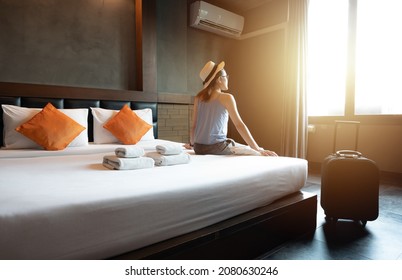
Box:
[0,82,317,260]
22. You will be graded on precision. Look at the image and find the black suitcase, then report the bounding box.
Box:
[320,121,379,226]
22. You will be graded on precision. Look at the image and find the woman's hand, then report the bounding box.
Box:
[259,149,278,157]
[183,143,193,150]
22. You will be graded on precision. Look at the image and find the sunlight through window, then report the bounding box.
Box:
[307,0,349,116]
[308,0,402,116]
[355,0,402,115]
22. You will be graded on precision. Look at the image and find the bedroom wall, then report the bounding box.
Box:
[0,0,136,89]
[226,30,286,153]
[224,0,288,153]
[308,123,402,176]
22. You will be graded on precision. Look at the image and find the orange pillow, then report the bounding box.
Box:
[103,104,152,145]
[15,103,85,151]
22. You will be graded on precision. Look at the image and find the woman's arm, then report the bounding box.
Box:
[219,93,277,156]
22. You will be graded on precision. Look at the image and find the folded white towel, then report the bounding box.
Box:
[115,146,145,158]
[103,155,154,170]
[145,152,191,166]
[156,142,183,155]
[230,146,261,156]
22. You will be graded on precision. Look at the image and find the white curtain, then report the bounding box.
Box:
[281,0,308,158]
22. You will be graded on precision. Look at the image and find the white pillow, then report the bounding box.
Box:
[2,104,89,149]
[91,107,154,144]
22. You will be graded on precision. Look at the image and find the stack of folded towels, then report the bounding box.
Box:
[145,142,191,166]
[103,146,154,170]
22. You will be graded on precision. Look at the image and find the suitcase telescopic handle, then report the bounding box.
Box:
[333,121,360,153]
[336,150,362,158]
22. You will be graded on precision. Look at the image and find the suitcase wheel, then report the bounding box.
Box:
[353,220,367,227]
[326,216,368,227]
[359,220,367,227]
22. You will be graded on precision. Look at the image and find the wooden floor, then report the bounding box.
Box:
[260,172,402,260]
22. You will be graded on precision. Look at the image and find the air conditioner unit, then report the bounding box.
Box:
[190,1,244,38]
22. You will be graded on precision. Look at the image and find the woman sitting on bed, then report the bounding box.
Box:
[184,60,278,157]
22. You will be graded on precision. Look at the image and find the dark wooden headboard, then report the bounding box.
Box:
[0,82,158,146]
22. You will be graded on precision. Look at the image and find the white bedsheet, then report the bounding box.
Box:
[0,140,307,260]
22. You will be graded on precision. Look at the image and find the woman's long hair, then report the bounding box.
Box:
[196,70,223,102]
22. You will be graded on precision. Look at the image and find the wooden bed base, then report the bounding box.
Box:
[112,191,317,260]
[0,82,317,260]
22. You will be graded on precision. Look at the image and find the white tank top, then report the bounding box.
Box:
[194,99,228,145]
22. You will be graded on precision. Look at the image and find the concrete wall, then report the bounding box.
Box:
[0,0,136,89]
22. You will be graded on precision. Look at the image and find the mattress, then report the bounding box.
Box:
[0,139,307,259]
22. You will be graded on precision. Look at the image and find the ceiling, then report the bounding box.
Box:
[207,0,272,14]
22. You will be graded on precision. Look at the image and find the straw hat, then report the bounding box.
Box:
[199,61,225,88]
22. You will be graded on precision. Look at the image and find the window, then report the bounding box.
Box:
[307,0,402,117]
